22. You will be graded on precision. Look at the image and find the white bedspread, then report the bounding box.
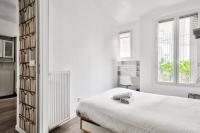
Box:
[77,88,200,133]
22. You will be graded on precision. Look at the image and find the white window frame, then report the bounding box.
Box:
[118,31,132,60]
[155,10,200,86]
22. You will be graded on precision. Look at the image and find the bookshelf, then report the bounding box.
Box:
[18,0,37,132]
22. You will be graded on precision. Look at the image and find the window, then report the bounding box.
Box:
[157,13,199,84]
[158,19,175,82]
[119,32,131,58]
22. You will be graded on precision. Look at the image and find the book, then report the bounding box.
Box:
[30,79,36,92]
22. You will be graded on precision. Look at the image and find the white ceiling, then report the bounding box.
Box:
[0,0,190,24]
[0,0,17,23]
[96,0,189,25]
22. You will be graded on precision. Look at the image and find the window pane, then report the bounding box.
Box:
[119,32,131,58]
[178,14,198,84]
[158,20,174,82]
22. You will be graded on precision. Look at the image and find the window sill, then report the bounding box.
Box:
[155,81,200,88]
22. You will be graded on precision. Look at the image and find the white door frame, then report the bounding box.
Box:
[39,0,49,132]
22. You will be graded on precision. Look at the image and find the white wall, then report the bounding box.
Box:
[0,0,17,36]
[0,18,17,37]
[49,0,118,116]
[139,0,200,97]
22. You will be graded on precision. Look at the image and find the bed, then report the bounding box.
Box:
[77,88,200,133]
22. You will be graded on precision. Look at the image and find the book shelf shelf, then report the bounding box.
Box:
[19,0,37,132]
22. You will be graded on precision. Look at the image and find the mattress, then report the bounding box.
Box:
[77,88,200,133]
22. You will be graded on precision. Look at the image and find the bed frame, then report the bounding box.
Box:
[80,117,113,133]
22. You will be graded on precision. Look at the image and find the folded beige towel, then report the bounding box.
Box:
[113,92,132,100]
[120,98,130,104]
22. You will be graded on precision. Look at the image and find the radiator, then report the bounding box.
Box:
[48,71,70,130]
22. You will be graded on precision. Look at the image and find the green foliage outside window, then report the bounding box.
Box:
[179,60,190,81]
[159,58,173,81]
[159,58,190,82]
[179,60,190,75]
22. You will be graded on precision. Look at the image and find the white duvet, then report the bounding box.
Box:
[77,88,200,133]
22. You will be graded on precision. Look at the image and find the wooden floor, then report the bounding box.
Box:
[0,97,17,133]
[0,97,82,133]
[50,117,84,133]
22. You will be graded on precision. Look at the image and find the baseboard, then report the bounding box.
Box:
[49,113,77,131]
[70,113,76,119]
[58,113,77,126]
[15,125,26,133]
